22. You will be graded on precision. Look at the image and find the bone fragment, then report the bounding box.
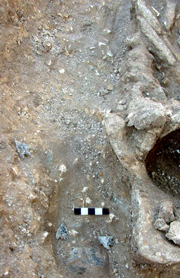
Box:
[135,0,162,34]
[138,16,176,65]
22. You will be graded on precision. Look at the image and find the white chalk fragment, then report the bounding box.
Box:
[85,197,92,204]
[82,187,89,193]
[59,164,67,174]
[69,229,79,236]
[59,69,65,74]
[106,213,116,223]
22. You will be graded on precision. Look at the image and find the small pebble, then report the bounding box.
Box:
[107,84,114,91]
[59,69,65,74]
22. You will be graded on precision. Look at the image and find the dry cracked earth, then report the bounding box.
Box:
[0,0,180,277]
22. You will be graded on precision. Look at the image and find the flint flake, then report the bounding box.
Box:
[15,141,35,159]
[56,222,69,240]
[98,236,114,250]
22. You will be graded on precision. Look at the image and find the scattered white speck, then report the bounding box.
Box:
[107,50,113,57]
[99,42,106,47]
[107,29,111,34]
[69,229,79,236]
[82,187,89,192]
[59,69,65,74]
[59,164,67,174]
[43,231,49,238]
[100,178,105,184]
[86,197,92,204]
[21,227,27,234]
[95,70,100,76]
[73,158,79,164]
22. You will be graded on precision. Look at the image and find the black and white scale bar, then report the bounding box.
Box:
[74,208,109,216]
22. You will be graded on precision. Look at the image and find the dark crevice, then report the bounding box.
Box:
[146,129,180,196]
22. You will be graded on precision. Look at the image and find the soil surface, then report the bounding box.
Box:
[0,0,180,277]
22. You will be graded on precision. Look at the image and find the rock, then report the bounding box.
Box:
[153,87,167,101]
[105,113,141,174]
[15,141,35,159]
[98,236,114,250]
[67,247,110,277]
[105,113,126,139]
[164,1,176,31]
[131,177,180,264]
[126,98,166,130]
[137,15,176,65]
[158,201,175,224]
[117,102,127,112]
[166,221,180,245]
[140,130,158,155]
[106,213,117,223]
[107,84,114,91]
[154,218,169,232]
[133,0,162,34]
[56,223,69,240]
[43,41,52,52]
[100,89,110,96]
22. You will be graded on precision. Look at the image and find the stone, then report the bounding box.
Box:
[137,15,176,65]
[99,89,110,96]
[126,98,166,130]
[15,141,35,159]
[158,201,175,224]
[43,41,52,52]
[131,177,180,264]
[105,113,141,174]
[106,213,116,223]
[67,247,110,277]
[56,223,69,240]
[107,83,114,91]
[153,218,169,232]
[164,1,176,31]
[133,0,162,34]
[166,221,180,245]
[105,113,126,139]
[98,236,114,250]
